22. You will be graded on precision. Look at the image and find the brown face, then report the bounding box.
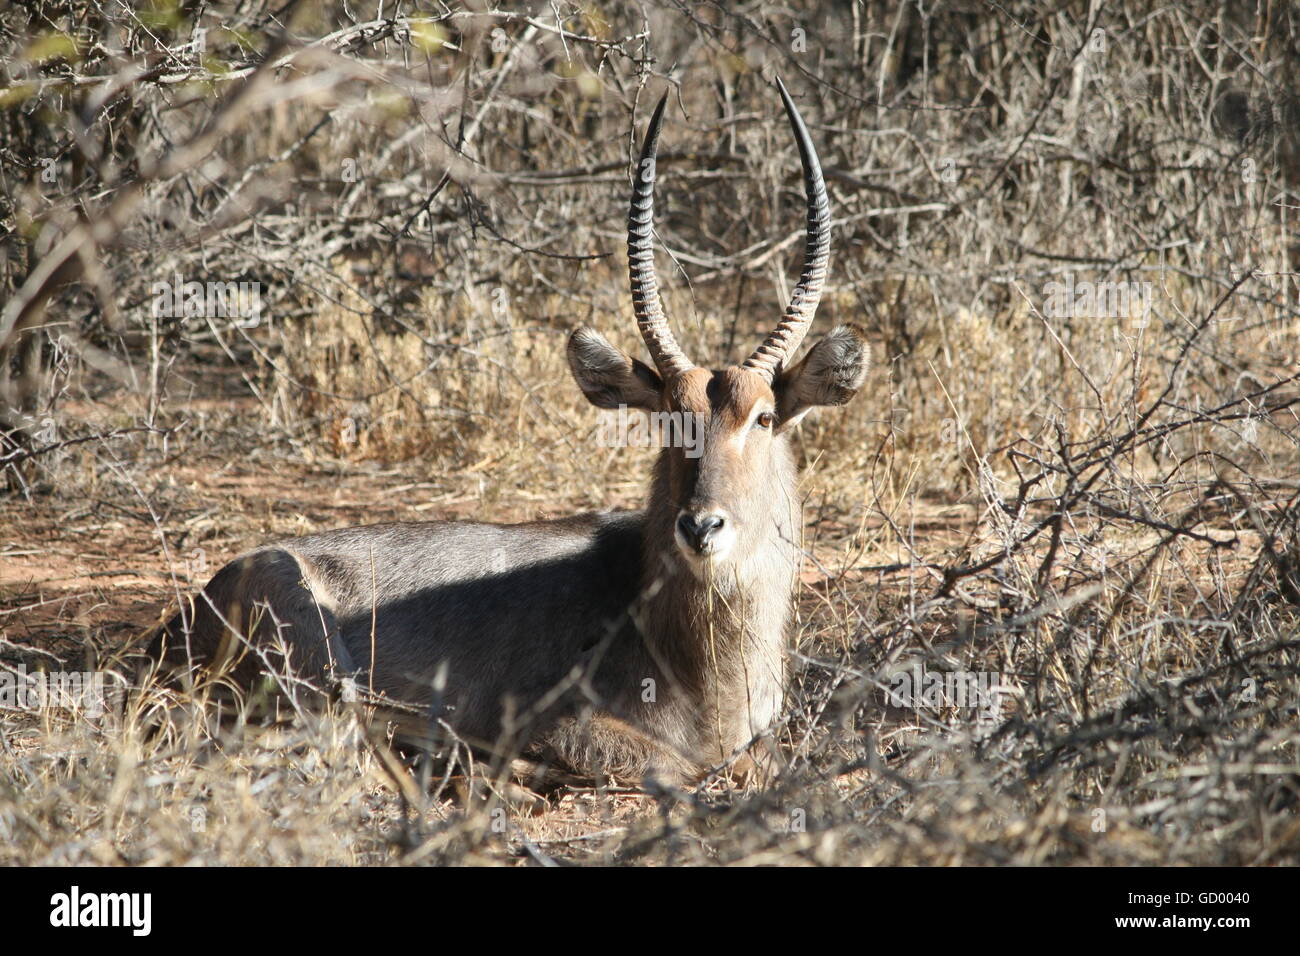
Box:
[661,366,782,563]
[568,322,870,565]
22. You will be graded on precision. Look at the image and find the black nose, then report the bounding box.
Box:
[677,512,725,552]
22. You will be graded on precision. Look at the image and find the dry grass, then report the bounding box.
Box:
[3,284,1298,865]
[2,0,1299,865]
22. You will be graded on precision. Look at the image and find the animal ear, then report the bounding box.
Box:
[774,324,870,431]
[567,326,663,411]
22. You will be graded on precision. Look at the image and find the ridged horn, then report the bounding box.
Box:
[628,92,693,378]
[743,76,831,381]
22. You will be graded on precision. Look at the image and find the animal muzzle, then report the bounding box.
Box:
[675,510,733,558]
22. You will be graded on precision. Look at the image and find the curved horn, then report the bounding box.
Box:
[628,92,694,378]
[743,77,831,382]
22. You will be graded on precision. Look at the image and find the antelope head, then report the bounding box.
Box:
[569,79,870,571]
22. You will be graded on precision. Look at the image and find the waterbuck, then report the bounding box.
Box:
[151,79,870,786]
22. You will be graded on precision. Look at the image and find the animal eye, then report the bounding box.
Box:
[755,412,776,429]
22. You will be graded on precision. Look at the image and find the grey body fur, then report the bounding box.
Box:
[156,446,799,782]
